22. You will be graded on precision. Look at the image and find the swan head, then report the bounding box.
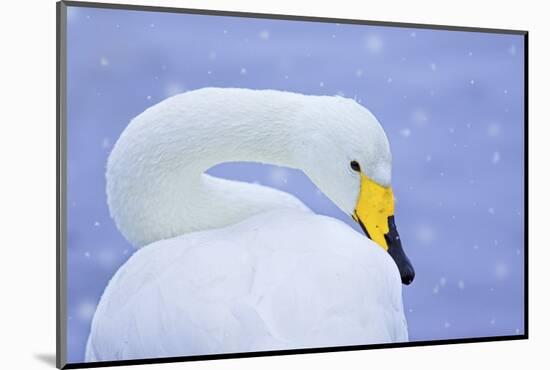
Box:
[294,95,415,285]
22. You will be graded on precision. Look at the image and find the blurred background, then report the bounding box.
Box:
[66,5,525,363]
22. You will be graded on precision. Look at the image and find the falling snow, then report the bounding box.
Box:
[415,224,436,245]
[268,167,289,186]
[164,82,184,97]
[77,301,97,321]
[492,151,501,164]
[494,262,509,280]
[66,10,525,362]
[399,128,411,138]
[364,34,383,54]
[487,123,502,137]
[101,137,111,149]
[412,108,429,126]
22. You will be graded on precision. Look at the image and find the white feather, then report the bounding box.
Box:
[87,88,405,361]
[87,210,407,361]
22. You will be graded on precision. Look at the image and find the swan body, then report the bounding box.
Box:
[86,209,406,361]
[86,88,410,362]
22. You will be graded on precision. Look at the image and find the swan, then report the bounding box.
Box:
[85,87,415,362]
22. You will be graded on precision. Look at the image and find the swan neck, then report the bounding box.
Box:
[107,88,305,247]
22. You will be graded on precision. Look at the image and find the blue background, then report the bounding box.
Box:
[66,6,525,363]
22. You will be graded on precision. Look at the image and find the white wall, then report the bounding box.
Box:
[1,0,547,369]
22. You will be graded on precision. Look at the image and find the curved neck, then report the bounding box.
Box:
[107,88,309,247]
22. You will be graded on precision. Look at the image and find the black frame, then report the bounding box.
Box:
[56,1,529,368]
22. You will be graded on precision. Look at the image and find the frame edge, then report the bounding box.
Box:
[57,1,68,369]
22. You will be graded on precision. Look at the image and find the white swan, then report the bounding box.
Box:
[85,87,415,362]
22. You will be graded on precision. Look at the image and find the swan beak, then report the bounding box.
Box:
[353,175,415,285]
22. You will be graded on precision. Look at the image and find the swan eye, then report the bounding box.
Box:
[350,161,361,172]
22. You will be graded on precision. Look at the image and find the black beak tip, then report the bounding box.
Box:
[385,216,415,286]
[401,266,415,285]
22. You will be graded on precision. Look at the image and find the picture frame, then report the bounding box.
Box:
[57,1,528,368]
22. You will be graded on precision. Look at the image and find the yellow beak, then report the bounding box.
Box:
[353,174,415,285]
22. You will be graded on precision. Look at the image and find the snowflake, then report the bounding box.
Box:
[269,167,289,186]
[164,83,184,97]
[495,262,509,280]
[364,34,383,54]
[259,30,270,40]
[412,108,428,126]
[399,128,411,138]
[101,137,111,149]
[99,57,109,67]
[487,123,501,137]
[415,224,435,244]
[77,300,97,321]
[240,68,247,75]
[492,152,501,164]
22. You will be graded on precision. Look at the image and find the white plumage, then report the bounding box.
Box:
[86,88,408,362]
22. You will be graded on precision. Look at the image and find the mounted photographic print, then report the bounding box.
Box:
[56,1,528,368]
